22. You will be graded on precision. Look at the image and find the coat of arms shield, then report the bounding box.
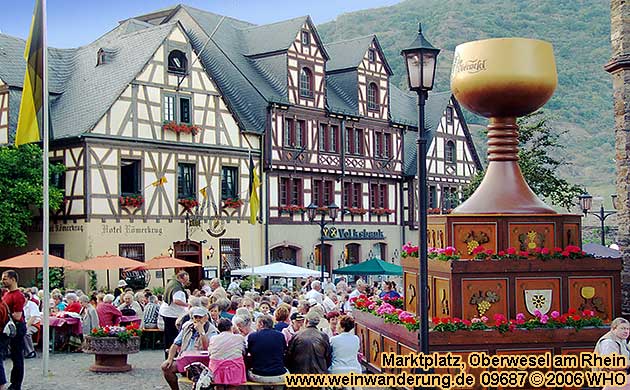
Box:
[524,289,553,315]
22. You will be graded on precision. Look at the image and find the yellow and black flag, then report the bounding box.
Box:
[248,153,260,225]
[15,0,44,146]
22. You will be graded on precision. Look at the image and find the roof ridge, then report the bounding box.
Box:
[324,35,375,46]
[180,4,255,27]
[239,15,308,31]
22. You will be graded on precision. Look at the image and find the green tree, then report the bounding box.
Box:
[463,111,584,210]
[0,144,65,247]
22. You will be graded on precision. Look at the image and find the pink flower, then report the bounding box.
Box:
[471,317,481,324]
[480,316,488,323]
[551,311,560,319]
[516,313,525,321]
[519,251,529,257]
[561,251,570,257]
[540,314,549,324]
[498,251,506,256]
[541,248,550,255]
[443,247,457,256]
[533,309,542,318]
[485,249,494,255]
[507,247,517,255]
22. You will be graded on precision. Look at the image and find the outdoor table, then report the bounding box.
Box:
[49,316,82,352]
[120,315,141,327]
[175,350,209,373]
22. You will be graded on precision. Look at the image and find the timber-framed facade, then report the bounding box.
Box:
[0,4,482,289]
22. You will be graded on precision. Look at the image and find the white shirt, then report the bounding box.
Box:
[158,291,187,318]
[305,289,324,305]
[322,296,337,313]
[329,332,362,374]
[24,300,41,325]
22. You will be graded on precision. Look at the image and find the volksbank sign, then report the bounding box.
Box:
[322,227,385,241]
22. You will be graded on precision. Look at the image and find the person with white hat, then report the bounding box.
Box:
[161,306,210,390]
[114,279,127,300]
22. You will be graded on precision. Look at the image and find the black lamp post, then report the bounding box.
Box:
[307,202,340,281]
[579,193,617,246]
[401,22,440,357]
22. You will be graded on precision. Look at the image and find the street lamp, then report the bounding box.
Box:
[401,22,440,357]
[167,246,174,257]
[579,193,617,246]
[307,202,339,281]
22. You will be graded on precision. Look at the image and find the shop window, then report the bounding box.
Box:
[346,243,360,264]
[220,238,242,275]
[270,246,298,265]
[315,243,332,272]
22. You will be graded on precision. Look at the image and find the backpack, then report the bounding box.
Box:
[0,302,15,338]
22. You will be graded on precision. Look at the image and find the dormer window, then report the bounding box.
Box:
[168,50,187,74]
[301,30,310,45]
[367,82,379,111]
[368,49,376,62]
[299,67,313,98]
[96,48,116,66]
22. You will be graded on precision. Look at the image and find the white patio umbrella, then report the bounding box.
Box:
[231,262,329,278]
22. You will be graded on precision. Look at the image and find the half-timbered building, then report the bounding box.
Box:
[0,4,482,288]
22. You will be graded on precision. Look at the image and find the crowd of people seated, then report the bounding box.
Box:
[157,273,402,390]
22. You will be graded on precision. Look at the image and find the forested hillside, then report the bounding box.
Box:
[318,0,614,197]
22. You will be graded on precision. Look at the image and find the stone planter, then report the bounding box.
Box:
[83,336,140,372]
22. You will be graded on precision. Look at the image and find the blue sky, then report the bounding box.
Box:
[0,0,402,48]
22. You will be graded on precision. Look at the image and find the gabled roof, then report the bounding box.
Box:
[1,22,176,141]
[325,35,392,74]
[241,16,328,58]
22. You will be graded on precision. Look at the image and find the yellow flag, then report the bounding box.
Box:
[152,176,167,186]
[249,154,260,225]
[200,186,208,199]
[15,0,44,146]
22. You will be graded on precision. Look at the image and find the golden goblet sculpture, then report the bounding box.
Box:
[450,38,558,214]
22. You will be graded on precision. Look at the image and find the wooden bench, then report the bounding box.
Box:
[177,377,285,390]
[140,328,163,350]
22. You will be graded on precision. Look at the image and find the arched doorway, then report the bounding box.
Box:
[270,245,300,265]
[173,240,202,289]
[315,243,332,275]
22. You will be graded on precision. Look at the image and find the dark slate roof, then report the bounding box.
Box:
[0,33,74,94]
[400,89,453,177]
[326,70,359,116]
[325,35,392,74]
[178,5,277,133]
[241,16,308,56]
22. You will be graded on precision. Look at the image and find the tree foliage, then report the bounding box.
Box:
[0,144,65,247]
[463,111,584,210]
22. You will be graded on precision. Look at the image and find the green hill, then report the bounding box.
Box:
[318,0,615,201]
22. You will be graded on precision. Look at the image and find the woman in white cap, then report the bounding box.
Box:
[114,279,127,300]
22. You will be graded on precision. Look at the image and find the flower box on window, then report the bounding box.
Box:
[371,208,394,216]
[178,198,199,211]
[427,207,441,214]
[346,207,367,216]
[279,205,306,215]
[223,198,243,209]
[316,206,329,215]
[119,194,143,208]
[162,121,201,136]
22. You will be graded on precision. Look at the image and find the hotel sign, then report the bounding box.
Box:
[322,227,385,241]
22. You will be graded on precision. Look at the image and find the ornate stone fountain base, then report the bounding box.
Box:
[83,336,140,373]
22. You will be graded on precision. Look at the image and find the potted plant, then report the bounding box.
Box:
[119,194,143,208]
[371,208,394,216]
[223,197,244,209]
[279,205,306,215]
[178,198,199,211]
[83,324,142,372]
[347,207,367,216]
[162,121,201,136]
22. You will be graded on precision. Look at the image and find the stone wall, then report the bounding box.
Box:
[607,0,630,314]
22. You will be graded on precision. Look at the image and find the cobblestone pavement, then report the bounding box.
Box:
[11,350,167,390]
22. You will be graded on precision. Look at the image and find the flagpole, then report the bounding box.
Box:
[41,0,50,377]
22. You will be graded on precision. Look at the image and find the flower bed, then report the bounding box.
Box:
[162,121,201,136]
[371,208,394,216]
[119,194,143,208]
[90,324,142,341]
[178,198,199,210]
[223,198,243,209]
[401,243,592,262]
[352,292,602,335]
